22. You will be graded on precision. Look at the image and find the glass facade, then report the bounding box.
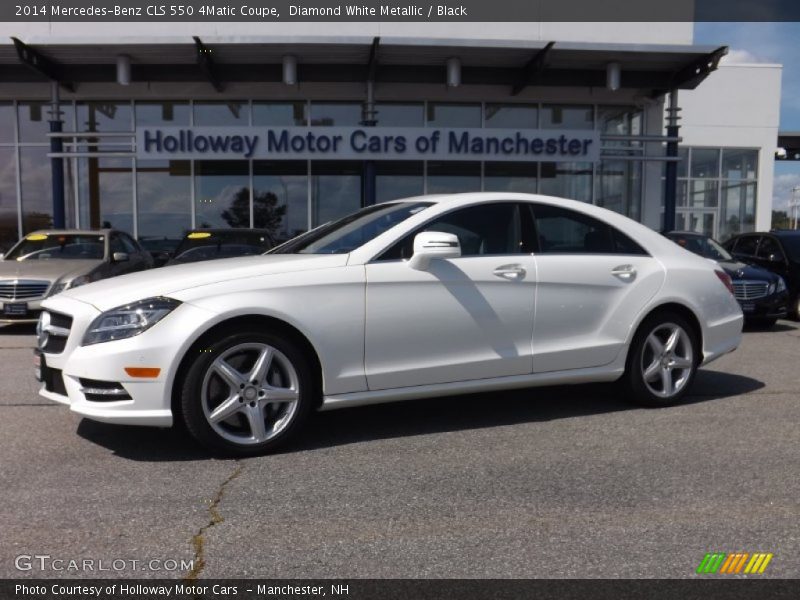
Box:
[0,99,753,252]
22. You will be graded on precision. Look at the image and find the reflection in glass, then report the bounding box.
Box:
[375,162,423,203]
[78,157,134,233]
[136,160,191,242]
[194,161,250,229]
[722,149,758,180]
[0,147,17,249]
[194,101,249,126]
[375,103,424,127]
[690,148,720,178]
[720,181,756,240]
[539,162,592,202]
[135,102,190,126]
[20,147,53,233]
[541,105,593,129]
[77,102,132,132]
[253,102,307,126]
[426,104,481,128]
[484,162,537,193]
[427,162,480,194]
[597,160,641,218]
[311,162,362,226]
[677,147,689,179]
[253,161,308,243]
[484,104,537,129]
[310,103,362,126]
[0,102,15,143]
[19,101,74,142]
[676,212,715,237]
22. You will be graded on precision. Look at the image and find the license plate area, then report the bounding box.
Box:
[3,302,27,316]
[741,302,755,313]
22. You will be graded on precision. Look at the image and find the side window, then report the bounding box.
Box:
[733,235,759,257]
[119,233,139,254]
[110,234,126,254]
[532,204,646,255]
[756,236,784,261]
[378,203,523,261]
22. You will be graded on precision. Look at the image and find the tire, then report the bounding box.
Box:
[181,329,316,456]
[623,311,699,408]
[793,294,800,322]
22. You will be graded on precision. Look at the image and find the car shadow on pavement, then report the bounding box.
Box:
[74,369,763,460]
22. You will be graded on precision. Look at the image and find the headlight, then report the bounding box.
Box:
[48,275,93,297]
[776,277,787,293]
[82,297,181,346]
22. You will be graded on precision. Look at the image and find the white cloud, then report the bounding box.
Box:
[720,48,771,65]
[772,172,800,212]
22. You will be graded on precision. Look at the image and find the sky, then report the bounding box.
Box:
[694,22,800,213]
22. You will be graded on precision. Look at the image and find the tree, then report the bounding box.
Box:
[772,210,791,230]
[220,187,287,235]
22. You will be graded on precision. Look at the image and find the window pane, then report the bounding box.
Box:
[427,161,480,194]
[484,162,537,193]
[690,148,719,178]
[677,147,689,179]
[541,105,593,129]
[722,149,758,180]
[0,147,17,249]
[253,102,307,126]
[136,160,191,244]
[77,101,132,132]
[757,236,782,259]
[539,162,592,202]
[78,157,134,232]
[597,160,641,219]
[598,106,640,135]
[19,101,74,143]
[194,161,250,229]
[720,181,757,241]
[426,103,481,128]
[311,161,362,226]
[675,212,715,237]
[424,203,521,256]
[253,161,308,243]
[686,180,718,208]
[484,104,537,129]
[135,101,190,127]
[310,103,362,127]
[194,101,248,126]
[20,147,53,233]
[0,102,15,143]
[375,162,423,203]
[533,204,615,254]
[374,103,424,127]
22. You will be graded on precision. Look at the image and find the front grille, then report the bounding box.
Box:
[79,378,132,402]
[39,310,73,355]
[0,279,50,300]
[732,280,770,301]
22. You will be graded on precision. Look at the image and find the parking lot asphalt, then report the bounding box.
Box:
[1,320,799,579]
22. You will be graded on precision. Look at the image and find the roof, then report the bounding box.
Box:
[1,37,727,94]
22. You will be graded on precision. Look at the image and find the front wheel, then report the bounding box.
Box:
[624,312,699,407]
[181,330,315,456]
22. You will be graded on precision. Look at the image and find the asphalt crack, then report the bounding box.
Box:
[185,460,244,581]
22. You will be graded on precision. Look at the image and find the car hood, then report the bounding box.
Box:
[58,253,348,311]
[717,259,778,282]
[0,259,101,282]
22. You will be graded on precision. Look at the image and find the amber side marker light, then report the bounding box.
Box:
[124,367,161,378]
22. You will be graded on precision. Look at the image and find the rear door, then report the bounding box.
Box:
[530,204,665,373]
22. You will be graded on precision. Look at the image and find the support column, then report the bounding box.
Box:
[362,80,377,206]
[663,89,681,232]
[49,82,66,228]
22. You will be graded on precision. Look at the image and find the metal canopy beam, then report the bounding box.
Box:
[366,36,380,83]
[511,41,555,96]
[193,36,224,92]
[669,45,728,90]
[10,37,74,92]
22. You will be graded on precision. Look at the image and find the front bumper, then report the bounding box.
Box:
[738,290,789,320]
[0,297,44,324]
[36,296,216,427]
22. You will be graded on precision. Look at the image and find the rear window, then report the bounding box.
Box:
[172,231,273,263]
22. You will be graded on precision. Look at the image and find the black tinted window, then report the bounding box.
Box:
[379,203,523,261]
[756,236,783,260]
[532,204,646,255]
[733,235,759,256]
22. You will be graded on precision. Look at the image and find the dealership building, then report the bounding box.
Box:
[0,21,782,251]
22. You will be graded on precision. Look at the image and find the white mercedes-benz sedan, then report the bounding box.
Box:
[35,193,743,455]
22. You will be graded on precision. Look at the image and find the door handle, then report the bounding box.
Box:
[493,264,526,280]
[611,264,637,282]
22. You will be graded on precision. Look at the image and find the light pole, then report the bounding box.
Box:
[792,186,800,230]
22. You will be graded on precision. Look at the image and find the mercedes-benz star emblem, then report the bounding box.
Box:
[37,312,50,348]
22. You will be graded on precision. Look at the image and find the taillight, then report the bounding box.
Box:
[715,270,735,295]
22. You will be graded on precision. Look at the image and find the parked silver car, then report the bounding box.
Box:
[0,229,152,324]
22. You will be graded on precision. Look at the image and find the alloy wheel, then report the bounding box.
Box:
[640,322,694,399]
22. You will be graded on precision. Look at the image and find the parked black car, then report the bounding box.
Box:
[166,229,275,266]
[723,230,800,321]
[139,236,181,267]
[666,231,789,326]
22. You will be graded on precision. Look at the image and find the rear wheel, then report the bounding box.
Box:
[624,312,698,407]
[181,329,315,456]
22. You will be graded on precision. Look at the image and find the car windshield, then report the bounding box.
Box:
[668,234,732,261]
[171,231,273,263]
[4,234,105,261]
[270,202,433,255]
[778,235,800,262]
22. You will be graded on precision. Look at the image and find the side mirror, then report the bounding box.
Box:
[768,253,783,263]
[112,251,129,263]
[408,231,461,271]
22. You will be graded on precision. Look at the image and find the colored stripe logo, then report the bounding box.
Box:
[697,552,773,574]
